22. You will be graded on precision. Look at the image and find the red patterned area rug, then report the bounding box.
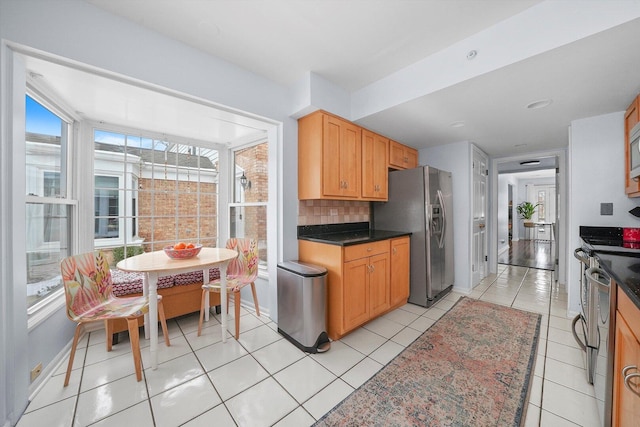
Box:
[314,297,541,427]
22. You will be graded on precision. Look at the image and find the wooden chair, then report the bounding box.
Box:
[60,251,170,386]
[198,238,259,339]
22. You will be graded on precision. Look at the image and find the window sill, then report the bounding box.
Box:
[28,290,65,330]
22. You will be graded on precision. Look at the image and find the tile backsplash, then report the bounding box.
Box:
[298,200,370,225]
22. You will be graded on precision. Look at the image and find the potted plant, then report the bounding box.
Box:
[516,201,540,224]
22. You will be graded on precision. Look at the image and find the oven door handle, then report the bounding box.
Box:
[571,314,587,351]
[574,247,589,264]
[586,267,610,293]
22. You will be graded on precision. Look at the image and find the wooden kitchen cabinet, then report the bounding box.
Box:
[300,238,406,340]
[361,130,389,200]
[612,288,640,426]
[299,111,361,200]
[343,250,390,330]
[389,140,418,170]
[625,96,640,197]
[390,236,410,307]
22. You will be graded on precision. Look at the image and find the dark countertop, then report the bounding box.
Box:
[298,222,411,246]
[593,251,640,309]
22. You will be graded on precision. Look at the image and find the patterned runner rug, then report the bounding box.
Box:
[314,297,541,427]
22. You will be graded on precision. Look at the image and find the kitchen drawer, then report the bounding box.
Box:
[343,240,389,262]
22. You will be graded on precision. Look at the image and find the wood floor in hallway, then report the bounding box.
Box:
[498,239,555,270]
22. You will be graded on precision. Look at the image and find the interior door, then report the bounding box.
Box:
[472,148,488,286]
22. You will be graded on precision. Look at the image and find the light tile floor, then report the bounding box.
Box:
[16,265,601,427]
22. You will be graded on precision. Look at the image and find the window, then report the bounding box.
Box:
[95,176,120,238]
[25,94,75,310]
[93,129,219,263]
[537,190,546,222]
[230,142,268,268]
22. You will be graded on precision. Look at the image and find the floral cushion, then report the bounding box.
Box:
[111,270,174,297]
[173,268,221,286]
[110,268,221,296]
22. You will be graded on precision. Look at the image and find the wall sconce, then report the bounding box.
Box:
[240,172,251,190]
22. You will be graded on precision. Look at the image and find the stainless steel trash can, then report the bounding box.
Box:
[277,261,330,353]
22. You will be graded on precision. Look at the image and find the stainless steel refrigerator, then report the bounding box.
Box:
[373,166,454,307]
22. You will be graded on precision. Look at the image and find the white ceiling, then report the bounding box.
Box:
[24,1,640,162]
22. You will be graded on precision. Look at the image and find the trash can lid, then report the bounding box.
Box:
[277,260,327,277]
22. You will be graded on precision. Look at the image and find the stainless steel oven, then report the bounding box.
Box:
[572,247,601,384]
[576,226,622,427]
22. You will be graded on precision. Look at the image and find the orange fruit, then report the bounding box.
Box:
[174,242,186,250]
[186,243,195,249]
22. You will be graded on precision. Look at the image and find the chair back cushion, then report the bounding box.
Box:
[60,252,113,320]
[226,238,259,283]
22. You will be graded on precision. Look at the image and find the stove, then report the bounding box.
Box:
[580,226,640,254]
[576,226,624,427]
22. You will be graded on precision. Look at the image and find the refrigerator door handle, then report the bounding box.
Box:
[437,189,446,249]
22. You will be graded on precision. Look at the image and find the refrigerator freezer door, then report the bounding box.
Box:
[373,166,453,307]
[439,169,455,289]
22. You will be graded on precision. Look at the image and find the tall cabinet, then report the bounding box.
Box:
[625,96,640,197]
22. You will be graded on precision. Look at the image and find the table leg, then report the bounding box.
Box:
[203,268,210,322]
[142,274,149,340]
[148,271,159,370]
[220,261,228,343]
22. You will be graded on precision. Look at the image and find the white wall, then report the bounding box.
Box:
[568,111,638,314]
[420,141,474,294]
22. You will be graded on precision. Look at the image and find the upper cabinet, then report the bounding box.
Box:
[625,96,640,197]
[362,130,389,200]
[389,140,418,170]
[300,110,408,201]
[299,111,361,200]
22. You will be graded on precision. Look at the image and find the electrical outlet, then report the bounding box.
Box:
[30,363,42,382]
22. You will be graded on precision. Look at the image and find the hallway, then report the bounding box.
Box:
[498,240,555,271]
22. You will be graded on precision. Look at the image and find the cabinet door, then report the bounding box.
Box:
[322,115,345,197]
[405,147,418,169]
[369,252,391,317]
[389,140,406,169]
[343,257,370,331]
[362,130,389,199]
[322,115,361,198]
[389,140,418,170]
[390,237,410,307]
[613,312,640,426]
[339,121,362,198]
[625,98,640,196]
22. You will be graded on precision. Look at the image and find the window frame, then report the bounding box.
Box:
[229,139,269,277]
[25,87,78,319]
[92,123,225,256]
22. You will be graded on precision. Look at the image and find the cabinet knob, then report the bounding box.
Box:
[393,247,397,255]
[367,247,372,252]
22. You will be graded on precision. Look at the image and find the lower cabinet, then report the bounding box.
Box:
[390,237,410,307]
[299,237,409,340]
[613,288,640,426]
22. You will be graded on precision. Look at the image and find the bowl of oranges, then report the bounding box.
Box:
[163,242,202,259]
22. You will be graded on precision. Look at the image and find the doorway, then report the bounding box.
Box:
[490,152,566,284]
